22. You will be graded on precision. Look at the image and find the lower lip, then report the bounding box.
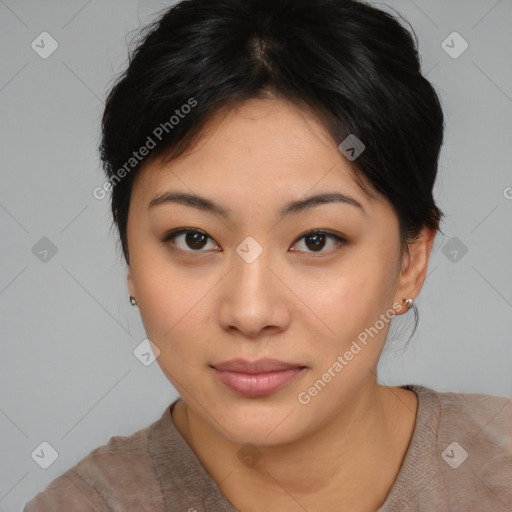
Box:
[212,367,305,397]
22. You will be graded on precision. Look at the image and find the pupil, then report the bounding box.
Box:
[306,233,326,251]
[186,232,207,250]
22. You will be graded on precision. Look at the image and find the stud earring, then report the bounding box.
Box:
[403,297,419,332]
[129,296,138,307]
[404,297,417,318]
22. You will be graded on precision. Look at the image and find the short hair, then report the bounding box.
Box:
[100,0,444,266]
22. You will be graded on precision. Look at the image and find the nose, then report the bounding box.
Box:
[218,248,290,339]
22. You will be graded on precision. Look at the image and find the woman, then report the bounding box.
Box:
[24,0,511,510]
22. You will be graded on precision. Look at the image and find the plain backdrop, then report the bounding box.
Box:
[1,0,511,509]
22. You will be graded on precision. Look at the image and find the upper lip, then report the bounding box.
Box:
[211,358,305,374]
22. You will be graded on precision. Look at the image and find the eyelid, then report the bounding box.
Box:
[162,227,209,240]
[161,228,221,253]
[292,228,346,244]
[290,229,347,255]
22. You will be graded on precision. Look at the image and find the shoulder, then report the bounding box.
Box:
[433,387,512,456]
[413,385,512,508]
[23,415,167,512]
[410,384,511,445]
[435,386,511,426]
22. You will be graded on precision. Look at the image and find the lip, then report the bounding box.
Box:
[211,358,306,397]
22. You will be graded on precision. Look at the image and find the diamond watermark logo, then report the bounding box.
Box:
[32,237,58,263]
[31,441,59,469]
[441,441,468,469]
[237,443,263,467]
[31,32,59,59]
[441,31,468,59]
[236,236,263,264]
[338,134,365,161]
[441,237,468,263]
[133,338,160,366]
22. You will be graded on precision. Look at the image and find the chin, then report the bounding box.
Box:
[209,396,310,447]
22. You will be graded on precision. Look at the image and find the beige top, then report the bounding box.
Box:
[24,384,512,511]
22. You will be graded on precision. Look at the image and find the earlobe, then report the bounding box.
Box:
[393,227,436,314]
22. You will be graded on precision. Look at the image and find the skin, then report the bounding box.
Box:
[126,96,435,511]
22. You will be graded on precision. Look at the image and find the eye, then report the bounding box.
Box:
[290,230,346,255]
[162,228,220,253]
[162,228,346,255]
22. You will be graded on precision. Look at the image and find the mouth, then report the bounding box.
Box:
[210,358,307,397]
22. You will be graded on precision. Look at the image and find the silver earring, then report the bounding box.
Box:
[404,297,418,331]
[129,296,138,307]
[405,298,417,316]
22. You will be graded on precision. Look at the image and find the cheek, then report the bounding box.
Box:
[133,262,214,367]
[305,247,400,360]
[295,263,398,415]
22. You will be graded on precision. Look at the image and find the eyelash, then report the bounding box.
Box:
[161,228,347,256]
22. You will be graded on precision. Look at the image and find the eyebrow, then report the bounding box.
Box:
[148,190,364,219]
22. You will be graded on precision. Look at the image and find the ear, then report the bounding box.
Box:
[393,226,436,315]
[127,267,136,298]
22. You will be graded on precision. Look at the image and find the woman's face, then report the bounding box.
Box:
[126,97,415,446]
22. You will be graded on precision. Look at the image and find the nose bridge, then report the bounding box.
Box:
[218,237,287,336]
[231,239,273,300]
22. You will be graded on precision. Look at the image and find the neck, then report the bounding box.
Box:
[172,377,418,512]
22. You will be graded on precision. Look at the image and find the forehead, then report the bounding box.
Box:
[131,98,376,211]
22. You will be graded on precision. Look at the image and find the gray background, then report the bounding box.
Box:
[1,0,511,509]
